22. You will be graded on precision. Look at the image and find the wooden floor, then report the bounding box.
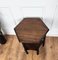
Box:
[0,35,58,60]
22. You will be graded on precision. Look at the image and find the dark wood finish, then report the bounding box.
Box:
[22,36,46,54]
[14,17,49,54]
[0,31,6,44]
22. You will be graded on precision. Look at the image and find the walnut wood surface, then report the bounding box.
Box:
[14,18,49,43]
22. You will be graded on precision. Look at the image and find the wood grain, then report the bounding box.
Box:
[0,35,58,60]
[14,18,49,43]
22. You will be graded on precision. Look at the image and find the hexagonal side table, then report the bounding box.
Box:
[14,18,49,55]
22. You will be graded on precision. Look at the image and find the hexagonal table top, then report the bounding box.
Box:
[14,18,49,43]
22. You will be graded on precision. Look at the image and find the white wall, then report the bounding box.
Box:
[47,5,58,36]
[0,7,15,34]
[0,0,58,36]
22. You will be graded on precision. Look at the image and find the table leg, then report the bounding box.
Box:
[24,48,28,54]
[43,36,46,47]
[37,49,39,55]
[22,43,28,54]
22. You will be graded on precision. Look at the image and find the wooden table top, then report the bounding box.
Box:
[14,18,49,43]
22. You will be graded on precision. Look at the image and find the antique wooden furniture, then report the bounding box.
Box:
[14,18,49,54]
[0,31,6,44]
[0,23,6,44]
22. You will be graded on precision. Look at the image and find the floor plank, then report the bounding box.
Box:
[0,36,13,60]
[45,37,55,60]
[54,37,58,60]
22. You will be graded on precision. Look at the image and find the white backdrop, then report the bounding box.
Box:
[0,0,58,36]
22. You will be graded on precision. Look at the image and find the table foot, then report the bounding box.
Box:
[25,50,28,54]
[37,49,39,55]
